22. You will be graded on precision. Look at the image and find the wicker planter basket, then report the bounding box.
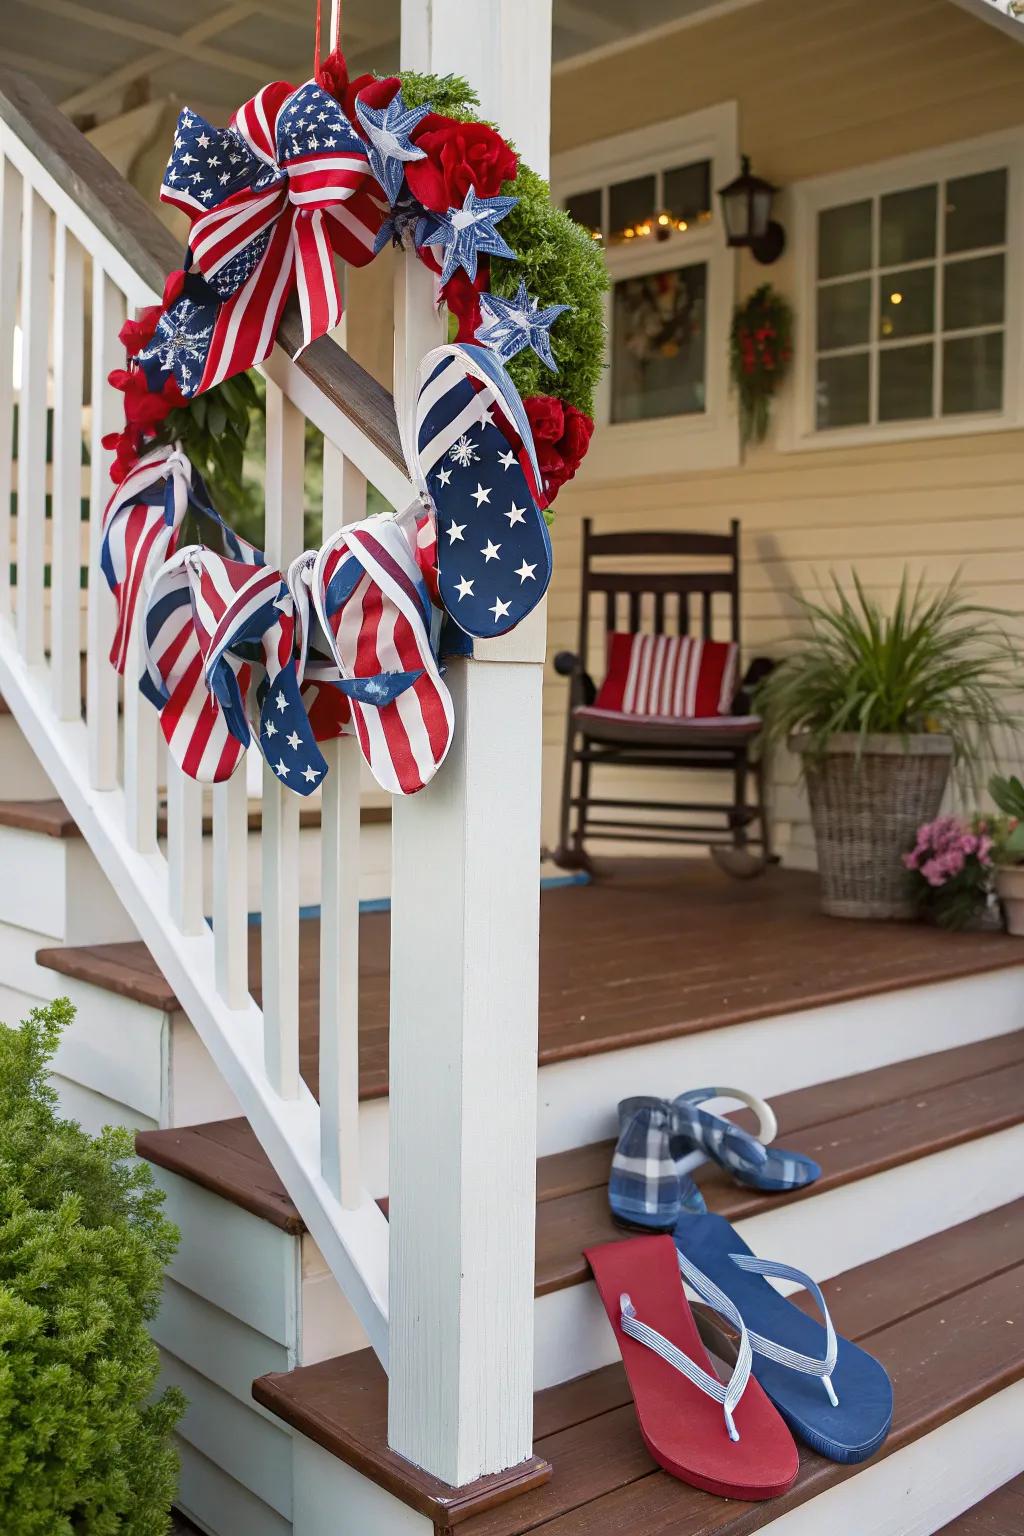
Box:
[792,732,954,921]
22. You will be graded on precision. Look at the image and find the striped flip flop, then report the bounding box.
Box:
[411,343,552,640]
[311,513,454,796]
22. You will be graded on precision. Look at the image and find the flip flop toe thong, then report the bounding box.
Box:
[586,1235,799,1500]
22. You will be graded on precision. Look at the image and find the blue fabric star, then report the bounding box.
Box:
[415,187,519,287]
[355,90,429,206]
[475,278,570,373]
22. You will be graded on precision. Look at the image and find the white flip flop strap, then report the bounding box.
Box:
[728,1254,839,1402]
[619,1270,753,1442]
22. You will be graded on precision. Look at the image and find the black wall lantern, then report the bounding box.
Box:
[717,155,785,264]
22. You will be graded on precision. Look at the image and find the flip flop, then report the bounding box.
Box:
[610,1087,820,1232]
[586,1235,799,1500]
[412,342,552,639]
[287,551,352,744]
[676,1211,893,1465]
[311,513,454,796]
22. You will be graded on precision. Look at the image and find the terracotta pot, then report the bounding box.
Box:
[995,864,1024,936]
[791,732,953,921]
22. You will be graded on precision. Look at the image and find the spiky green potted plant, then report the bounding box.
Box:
[755,572,1017,920]
[989,774,1024,935]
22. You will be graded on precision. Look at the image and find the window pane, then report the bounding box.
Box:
[818,200,872,279]
[880,184,937,266]
[879,343,933,421]
[608,174,656,243]
[611,264,707,423]
[943,332,1004,415]
[816,353,869,428]
[565,188,602,238]
[818,278,871,350]
[945,169,1007,255]
[878,266,935,340]
[663,161,711,226]
[943,253,1005,331]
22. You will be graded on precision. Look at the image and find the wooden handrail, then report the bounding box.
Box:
[0,65,405,474]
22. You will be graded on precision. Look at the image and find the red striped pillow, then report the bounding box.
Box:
[593,633,739,719]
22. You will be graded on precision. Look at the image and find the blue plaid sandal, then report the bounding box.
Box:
[676,1209,894,1465]
[609,1087,820,1231]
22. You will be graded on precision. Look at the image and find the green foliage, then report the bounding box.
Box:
[397,71,608,417]
[989,773,1024,863]
[729,283,793,446]
[494,164,608,417]
[163,371,264,523]
[0,999,183,1535]
[754,570,1018,789]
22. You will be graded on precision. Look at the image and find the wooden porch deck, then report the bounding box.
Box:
[37,856,1024,1101]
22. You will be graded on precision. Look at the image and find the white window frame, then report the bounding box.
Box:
[782,129,1024,453]
[551,101,740,479]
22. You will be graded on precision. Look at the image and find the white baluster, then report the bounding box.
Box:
[51,221,86,720]
[387,0,551,1486]
[167,761,205,935]
[213,770,249,1008]
[122,307,159,851]
[16,185,50,665]
[0,159,22,625]
[319,440,365,1205]
[261,378,305,1098]
[85,268,124,790]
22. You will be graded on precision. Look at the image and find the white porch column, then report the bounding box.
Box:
[387,0,553,1487]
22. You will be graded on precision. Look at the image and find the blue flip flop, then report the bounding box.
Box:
[412,343,552,640]
[676,1210,893,1464]
[610,1086,821,1232]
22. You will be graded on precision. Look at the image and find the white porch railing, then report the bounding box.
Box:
[0,0,549,1490]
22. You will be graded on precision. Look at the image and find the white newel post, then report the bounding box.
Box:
[387,0,553,1486]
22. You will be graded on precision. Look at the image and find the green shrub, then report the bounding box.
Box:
[0,999,184,1535]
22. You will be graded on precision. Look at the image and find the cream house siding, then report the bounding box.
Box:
[541,0,1024,863]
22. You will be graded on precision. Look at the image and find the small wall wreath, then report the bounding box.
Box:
[104,52,608,515]
[729,283,793,447]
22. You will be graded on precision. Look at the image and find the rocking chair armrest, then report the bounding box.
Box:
[553,651,597,706]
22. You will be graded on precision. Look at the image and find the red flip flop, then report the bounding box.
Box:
[585,1236,799,1500]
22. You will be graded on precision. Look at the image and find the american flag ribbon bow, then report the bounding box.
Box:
[160,79,385,378]
[141,546,329,796]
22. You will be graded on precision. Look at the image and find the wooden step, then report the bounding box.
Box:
[134,1032,1024,1252]
[0,795,390,840]
[937,1473,1024,1533]
[252,1201,1024,1535]
[37,860,1024,1105]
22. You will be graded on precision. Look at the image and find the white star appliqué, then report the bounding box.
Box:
[447,521,466,543]
[456,576,475,600]
[275,691,287,712]
[515,560,537,582]
[302,764,321,784]
[505,502,526,526]
[286,730,302,750]
[449,435,478,468]
[498,448,516,470]
[265,720,277,737]
[471,483,492,507]
[275,758,290,778]
[490,597,512,623]
[437,466,452,487]
[481,540,501,562]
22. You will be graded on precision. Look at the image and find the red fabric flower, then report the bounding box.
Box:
[522,394,594,505]
[442,267,487,341]
[102,425,146,485]
[406,114,517,212]
[315,49,401,128]
[119,305,162,355]
[163,269,187,308]
[109,367,186,430]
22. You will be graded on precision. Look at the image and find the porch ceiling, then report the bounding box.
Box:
[2,0,743,127]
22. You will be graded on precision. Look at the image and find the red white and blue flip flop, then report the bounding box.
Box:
[311,513,454,796]
[586,1235,799,1500]
[412,343,552,640]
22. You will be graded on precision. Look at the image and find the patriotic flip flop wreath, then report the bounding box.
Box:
[99,46,607,799]
[104,51,607,512]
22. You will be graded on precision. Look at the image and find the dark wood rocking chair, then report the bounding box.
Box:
[552,518,774,875]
